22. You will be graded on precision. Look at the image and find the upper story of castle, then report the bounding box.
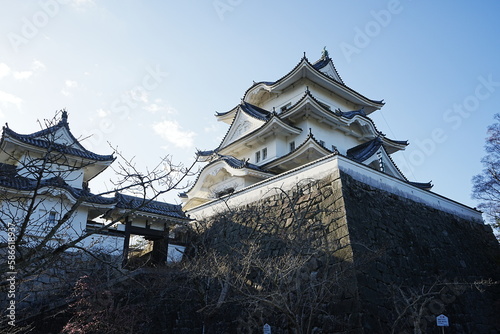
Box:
[181,50,432,211]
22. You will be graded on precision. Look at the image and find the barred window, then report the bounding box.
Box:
[48,211,57,225]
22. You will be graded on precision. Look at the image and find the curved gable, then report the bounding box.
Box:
[218,115,302,157]
[182,157,274,210]
[215,102,272,151]
[2,111,114,162]
[312,56,344,84]
[347,137,406,180]
[243,56,384,114]
[263,133,334,173]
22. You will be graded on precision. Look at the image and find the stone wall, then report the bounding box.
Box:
[0,251,123,331]
[340,171,500,333]
[180,168,500,333]
[183,175,363,333]
[8,167,498,333]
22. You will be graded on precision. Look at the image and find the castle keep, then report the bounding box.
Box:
[178,50,499,332]
[0,50,498,332]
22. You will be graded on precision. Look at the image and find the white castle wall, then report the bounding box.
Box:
[186,155,483,223]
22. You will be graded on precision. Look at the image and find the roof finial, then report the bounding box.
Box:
[322,46,329,60]
[61,109,68,123]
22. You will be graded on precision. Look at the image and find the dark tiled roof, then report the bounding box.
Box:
[0,173,116,205]
[197,149,217,157]
[337,108,367,119]
[281,90,383,136]
[115,193,187,219]
[312,55,345,85]
[346,138,433,190]
[0,170,190,215]
[218,154,264,170]
[240,102,272,121]
[180,154,272,197]
[385,138,409,146]
[210,103,285,155]
[312,57,330,70]
[243,54,381,105]
[346,137,384,162]
[261,132,334,170]
[0,163,16,177]
[214,114,301,157]
[346,136,408,163]
[2,112,114,162]
[216,102,272,121]
[408,181,433,190]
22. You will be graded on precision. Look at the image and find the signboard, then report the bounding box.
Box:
[436,314,449,327]
[263,323,271,334]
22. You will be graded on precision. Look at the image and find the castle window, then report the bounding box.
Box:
[47,211,57,225]
[255,151,261,163]
[377,151,385,172]
[289,141,295,152]
[262,147,267,160]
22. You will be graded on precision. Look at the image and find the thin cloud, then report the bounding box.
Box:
[61,80,79,96]
[96,108,110,118]
[0,63,11,79]
[143,103,163,113]
[66,80,78,88]
[204,122,221,133]
[0,90,23,109]
[31,60,46,72]
[13,71,33,80]
[153,120,195,149]
[0,60,46,80]
[69,0,96,8]
[128,88,149,104]
[143,100,178,114]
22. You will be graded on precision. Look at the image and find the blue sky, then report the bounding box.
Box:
[1,0,499,209]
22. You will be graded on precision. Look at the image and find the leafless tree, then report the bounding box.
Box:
[0,110,197,329]
[388,278,497,334]
[183,180,364,334]
[472,113,500,231]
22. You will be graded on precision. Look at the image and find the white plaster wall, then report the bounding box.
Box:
[0,193,93,249]
[259,83,306,112]
[307,84,360,112]
[286,117,362,155]
[251,142,275,165]
[275,136,289,157]
[225,112,263,145]
[86,234,123,256]
[17,152,84,188]
[258,79,363,114]
[187,155,483,223]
